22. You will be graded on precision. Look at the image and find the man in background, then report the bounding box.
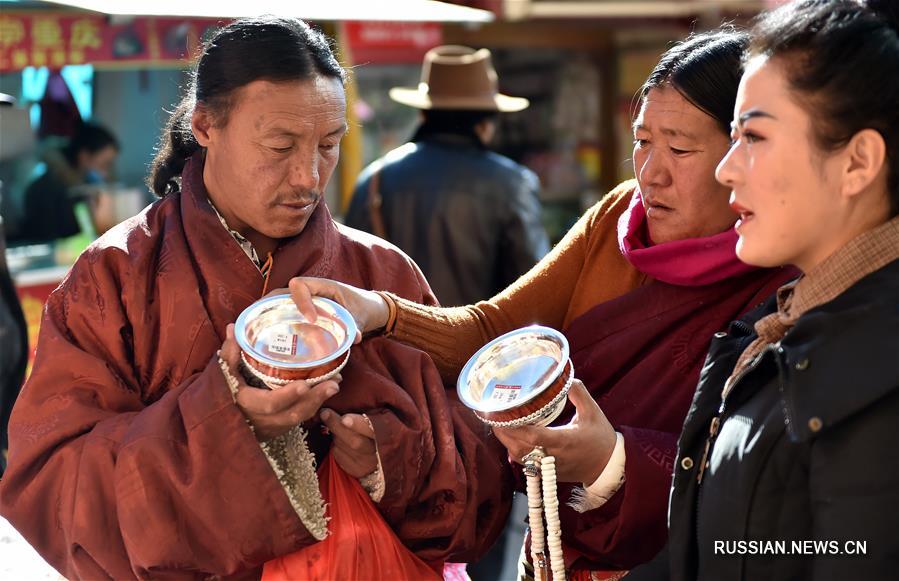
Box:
[346,45,548,306]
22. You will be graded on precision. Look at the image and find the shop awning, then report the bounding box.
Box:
[502,0,765,20]
[39,0,494,22]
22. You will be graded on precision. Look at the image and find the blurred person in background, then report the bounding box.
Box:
[0,210,26,478]
[346,45,549,307]
[0,94,29,477]
[16,121,119,244]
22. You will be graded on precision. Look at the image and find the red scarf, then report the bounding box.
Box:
[617,188,757,286]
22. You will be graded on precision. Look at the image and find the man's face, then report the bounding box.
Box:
[194,76,347,243]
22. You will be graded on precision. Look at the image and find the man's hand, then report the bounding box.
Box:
[221,324,340,441]
[493,379,617,484]
[319,408,378,478]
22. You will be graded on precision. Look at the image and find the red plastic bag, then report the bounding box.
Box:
[263,453,442,581]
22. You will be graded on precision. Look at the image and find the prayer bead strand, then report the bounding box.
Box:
[525,452,546,581]
[524,448,566,581]
[541,456,565,581]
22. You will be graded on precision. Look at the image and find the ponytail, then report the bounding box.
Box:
[146,96,201,196]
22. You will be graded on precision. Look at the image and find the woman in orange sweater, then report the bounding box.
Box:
[292,26,794,578]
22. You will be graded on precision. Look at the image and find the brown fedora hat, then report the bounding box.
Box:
[389,45,529,112]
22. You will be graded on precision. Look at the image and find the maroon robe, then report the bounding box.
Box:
[0,155,512,579]
[553,267,796,572]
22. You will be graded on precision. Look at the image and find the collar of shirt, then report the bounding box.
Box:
[784,214,899,324]
[208,198,263,270]
[725,214,899,397]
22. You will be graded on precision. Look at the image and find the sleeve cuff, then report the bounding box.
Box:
[358,414,386,503]
[568,431,626,513]
[373,291,398,336]
[218,353,330,540]
[358,455,385,503]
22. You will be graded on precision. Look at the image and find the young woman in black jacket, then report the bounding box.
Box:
[663,1,899,580]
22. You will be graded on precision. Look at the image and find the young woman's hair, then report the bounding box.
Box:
[147,16,345,196]
[748,0,899,216]
[640,25,749,134]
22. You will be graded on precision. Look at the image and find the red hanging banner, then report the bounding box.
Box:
[0,11,225,72]
[343,21,442,64]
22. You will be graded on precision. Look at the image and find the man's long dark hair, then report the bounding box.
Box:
[146,16,345,196]
[413,108,497,148]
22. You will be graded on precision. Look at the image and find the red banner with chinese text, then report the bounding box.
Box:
[343,21,442,64]
[0,12,225,72]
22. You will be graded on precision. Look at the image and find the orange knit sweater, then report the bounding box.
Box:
[388,180,648,382]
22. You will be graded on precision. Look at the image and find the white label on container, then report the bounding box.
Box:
[269,333,298,356]
[491,383,522,404]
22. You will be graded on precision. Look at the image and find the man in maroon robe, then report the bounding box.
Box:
[0,17,511,580]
